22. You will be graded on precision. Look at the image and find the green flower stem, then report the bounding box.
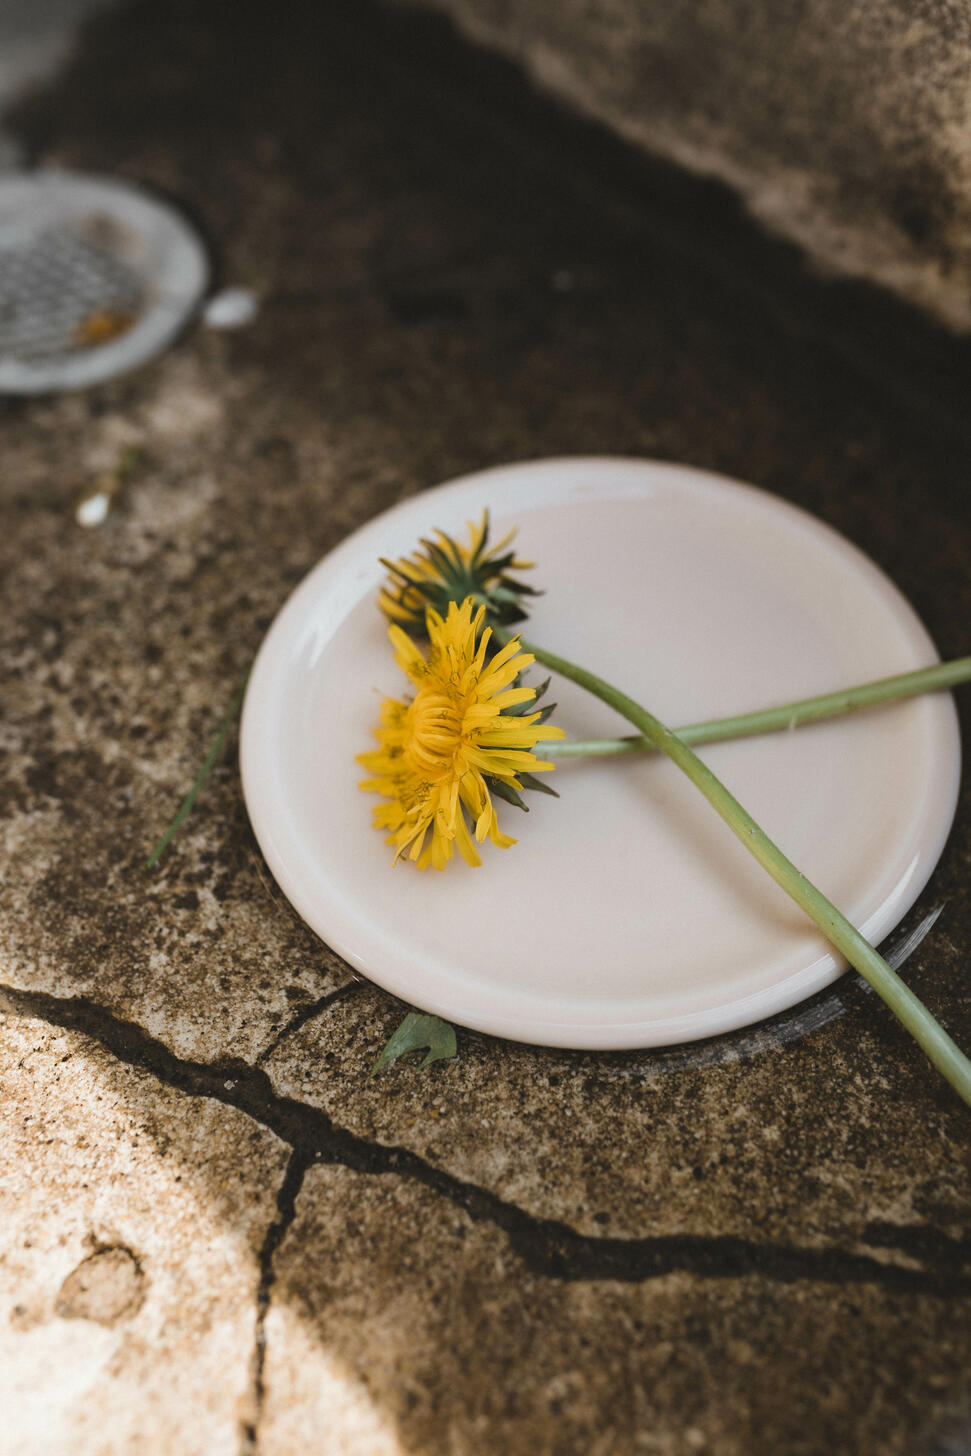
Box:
[145,673,250,869]
[520,636,971,1108]
[546,657,971,760]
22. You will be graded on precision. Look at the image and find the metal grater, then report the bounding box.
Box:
[0,172,208,393]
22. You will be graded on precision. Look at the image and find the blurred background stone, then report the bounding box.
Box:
[0,1,969,1453]
[400,0,971,330]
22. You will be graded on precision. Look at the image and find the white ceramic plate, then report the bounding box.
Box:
[240,458,960,1048]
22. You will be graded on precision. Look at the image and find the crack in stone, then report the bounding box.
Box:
[3,983,969,1298]
[862,1220,971,1273]
[255,981,364,1067]
[240,1149,309,1456]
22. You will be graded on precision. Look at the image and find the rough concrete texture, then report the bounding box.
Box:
[1,1,971,1452]
[261,1164,971,1456]
[400,0,971,331]
[0,1014,289,1453]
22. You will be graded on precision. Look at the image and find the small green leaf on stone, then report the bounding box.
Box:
[371,1012,458,1076]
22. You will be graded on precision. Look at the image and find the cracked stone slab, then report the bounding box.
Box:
[0,1012,289,1455]
[4,982,967,1451]
[0,0,970,1451]
[259,1162,971,1456]
[6,981,967,1299]
[260,979,971,1250]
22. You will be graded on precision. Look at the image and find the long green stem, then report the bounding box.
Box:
[521,636,971,1108]
[547,656,971,759]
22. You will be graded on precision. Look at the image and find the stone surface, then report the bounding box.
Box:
[261,1164,971,1456]
[1,1,970,1452]
[400,0,971,332]
[0,1013,289,1454]
[262,980,971,1245]
[55,1245,147,1326]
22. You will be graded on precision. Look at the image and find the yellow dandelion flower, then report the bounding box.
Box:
[358,596,564,870]
[378,510,537,636]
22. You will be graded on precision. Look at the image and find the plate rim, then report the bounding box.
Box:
[240,455,961,1049]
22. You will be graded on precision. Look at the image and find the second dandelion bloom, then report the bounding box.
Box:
[378,510,537,636]
[358,597,563,869]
